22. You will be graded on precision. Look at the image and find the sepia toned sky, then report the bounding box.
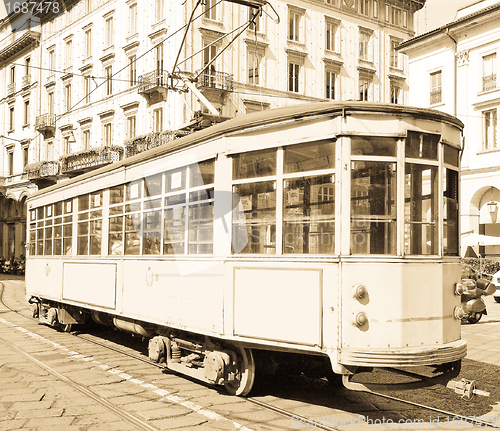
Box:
[415,0,484,35]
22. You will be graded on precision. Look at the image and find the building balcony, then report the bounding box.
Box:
[60,145,123,176]
[430,89,442,105]
[195,69,233,92]
[137,70,169,103]
[124,130,189,158]
[22,74,31,89]
[483,74,497,92]
[25,161,59,188]
[0,21,40,63]
[7,82,15,96]
[35,113,56,138]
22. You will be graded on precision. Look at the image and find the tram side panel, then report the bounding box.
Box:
[26,259,63,301]
[120,260,224,335]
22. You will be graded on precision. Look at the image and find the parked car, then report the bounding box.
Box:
[492,270,500,303]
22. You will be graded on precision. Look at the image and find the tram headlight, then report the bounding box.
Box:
[351,311,368,327]
[454,282,465,296]
[453,306,465,320]
[351,284,367,300]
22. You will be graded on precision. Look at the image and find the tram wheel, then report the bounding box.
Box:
[60,323,73,332]
[224,347,255,396]
[467,312,482,324]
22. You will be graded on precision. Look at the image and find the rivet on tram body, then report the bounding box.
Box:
[454,307,465,320]
[351,312,368,327]
[351,284,367,300]
[454,282,465,295]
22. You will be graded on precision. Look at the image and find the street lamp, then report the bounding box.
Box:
[487,201,497,213]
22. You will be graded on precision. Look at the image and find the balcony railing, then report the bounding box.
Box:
[7,82,15,96]
[60,146,123,174]
[25,161,59,180]
[124,130,190,158]
[196,70,233,91]
[483,74,497,92]
[137,70,169,95]
[35,113,56,133]
[430,89,442,105]
[22,74,31,88]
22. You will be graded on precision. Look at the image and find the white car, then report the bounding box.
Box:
[492,270,500,303]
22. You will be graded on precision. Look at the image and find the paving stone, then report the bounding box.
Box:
[9,400,53,411]
[149,414,208,430]
[0,419,29,431]
[61,404,111,416]
[135,405,192,420]
[15,407,65,419]
[23,416,76,428]
[0,394,44,403]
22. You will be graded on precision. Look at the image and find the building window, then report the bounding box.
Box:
[484,109,497,150]
[129,55,137,86]
[85,29,92,58]
[373,0,378,18]
[360,0,371,16]
[430,70,442,105]
[8,152,13,175]
[156,44,164,73]
[288,7,304,43]
[391,6,402,26]
[325,18,337,52]
[84,76,91,104]
[126,116,136,139]
[359,30,372,61]
[325,69,336,99]
[103,122,112,146]
[105,66,113,96]
[23,145,29,167]
[48,49,55,78]
[84,0,91,14]
[359,75,371,101]
[25,57,30,76]
[483,53,497,92]
[129,3,137,35]
[63,136,71,155]
[155,0,164,22]
[247,49,262,85]
[10,66,15,84]
[24,99,30,126]
[105,17,113,47]
[9,106,14,131]
[48,91,54,115]
[204,0,217,20]
[390,38,401,69]
[82,130,91,150]
[64,83,72,111]
[390,84,400,104]
[46,141,54,161]
[288,62,300,93]
[65,39,72,67]
[249,7,260,32]
[153,108,163,132]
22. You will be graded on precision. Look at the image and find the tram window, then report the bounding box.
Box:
[166,168,186,193]
[233,148,276,180]
[37,227,43,255]
[78,222,89,255]
[29,228,36,255]
[145,173,162,197]
[124,213,141,255]
[143,210,162,255]
[351,162,397,255]
[54,225,62,255]
[109,216,123,255]
[63,224,72,255]
[188,201,214,254]
[404,164,438,255]
[110,185,125,205]
[54,202,62,224]
[232,181,276,254]
[164,206,186,255]
[30,209,36,222]
[79,195,90,212]
[405,132,439,161]
[90,191,103,209]
[144,198,162,210]
[284,175,335,254]
[351,136,398,157]
[78,192,103,255]
[284,140,336,173]
[444,168,459,256]
[90,219,102,255]
[444,145,459,167]
[126,180,142,201]
[37,207,43,220]
[190,159,215,187]
[45,227,53,255]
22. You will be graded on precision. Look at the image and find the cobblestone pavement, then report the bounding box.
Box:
[1,276,499,430]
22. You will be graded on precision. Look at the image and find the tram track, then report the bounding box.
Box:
[1,280,498,430]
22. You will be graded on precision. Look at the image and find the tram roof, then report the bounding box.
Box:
[30,101,464,199]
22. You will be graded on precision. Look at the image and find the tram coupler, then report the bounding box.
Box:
[447,378,490,400]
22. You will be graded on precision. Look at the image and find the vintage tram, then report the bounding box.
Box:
[26,102,466,396]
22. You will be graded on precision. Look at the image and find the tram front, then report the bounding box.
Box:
[336,107,466,387]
